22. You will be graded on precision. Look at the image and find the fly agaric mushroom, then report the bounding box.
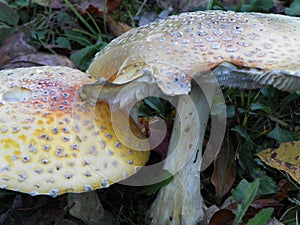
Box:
[81,11,300,225]
[0,66,150,222]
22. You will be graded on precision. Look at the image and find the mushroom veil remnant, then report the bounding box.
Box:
[81,10,300,225]
[0,66,150,197]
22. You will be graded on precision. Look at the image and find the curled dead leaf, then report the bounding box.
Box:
[1,53,76,70]
[211,142,236,199]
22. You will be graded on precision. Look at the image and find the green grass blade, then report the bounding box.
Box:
[233,179,260,225]
[63,0,97,36]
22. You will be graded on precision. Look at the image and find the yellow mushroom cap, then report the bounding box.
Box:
[0,66,150,197]
[88,10,300,94]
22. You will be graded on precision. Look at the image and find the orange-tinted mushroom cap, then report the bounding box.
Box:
[88,11,300,94]
[0,66,150,197]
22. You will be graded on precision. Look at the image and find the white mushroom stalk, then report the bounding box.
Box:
[81,10,300,225]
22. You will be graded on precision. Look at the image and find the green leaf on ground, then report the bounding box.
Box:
[251,0,274,10]
[0,27,15,45]
[0,2,19,26]
[247,208,274,225]
[257,175,278,195]
[286,0,300,15]
[70,44,104,70]
[231,125,250,140]
[232,179,260,225]
[267,124,294,142]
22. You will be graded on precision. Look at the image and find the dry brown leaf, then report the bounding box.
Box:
[257,141,300,184]
[0,33,36,67]
[106,15,132,37]
[209,208,235,225]
[1,53,76,70]
[211,142,236,199]
[77,0,122,14]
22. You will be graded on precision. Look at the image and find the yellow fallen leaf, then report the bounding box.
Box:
[257,141,300,184]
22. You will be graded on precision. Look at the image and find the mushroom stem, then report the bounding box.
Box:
[149,83,218,225]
